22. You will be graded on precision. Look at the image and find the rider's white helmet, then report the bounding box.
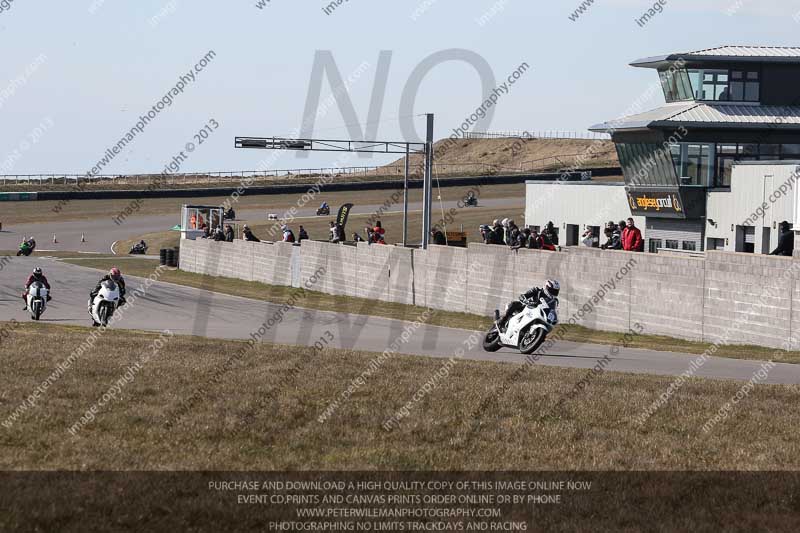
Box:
[544,279,560,299]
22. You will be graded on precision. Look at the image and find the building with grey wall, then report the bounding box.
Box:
[585,46,800,252]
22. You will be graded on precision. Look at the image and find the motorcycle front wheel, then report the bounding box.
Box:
[519,327,546,355]
[483,325,502,352]
[98,306,109,327]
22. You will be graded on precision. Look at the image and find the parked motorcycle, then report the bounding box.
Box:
[26,281,49,321]
[89,280,121,327]
[483,297,558,354]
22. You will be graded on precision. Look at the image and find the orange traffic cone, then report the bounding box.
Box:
[53,234,58,244]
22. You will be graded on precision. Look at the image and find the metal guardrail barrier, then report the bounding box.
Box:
[464,130,611,141]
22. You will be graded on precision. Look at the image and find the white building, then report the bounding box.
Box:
[706,161,797,253]
[525,161,798,254]
[524,180,645,248]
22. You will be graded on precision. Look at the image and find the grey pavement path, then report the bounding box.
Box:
[0,197,522,254]
[1,257,798,385]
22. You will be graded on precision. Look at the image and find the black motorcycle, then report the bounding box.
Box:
[129,242,148,255]
[316,205,330,216]
[464,195,478,207]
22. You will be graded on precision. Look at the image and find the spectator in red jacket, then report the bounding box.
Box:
[621,218,643,252]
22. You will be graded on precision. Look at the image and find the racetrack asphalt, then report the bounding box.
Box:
[0,197,522,254]
[2,257,799,386]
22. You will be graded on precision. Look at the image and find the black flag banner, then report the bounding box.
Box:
[336,203,354,234]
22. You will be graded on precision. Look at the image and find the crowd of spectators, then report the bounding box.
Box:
[480,219,559,251]
[204,213,647,254]
[600,218,643,252]
[476,217,645,253]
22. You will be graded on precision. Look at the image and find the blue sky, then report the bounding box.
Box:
[0,0,798,174]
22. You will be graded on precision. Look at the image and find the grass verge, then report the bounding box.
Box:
[60,257,800,364]
[1,322,798,470]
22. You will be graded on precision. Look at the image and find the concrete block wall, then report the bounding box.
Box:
[180,238,800,350]
[703,252,795,348]
[419,245,469,313]
[466,244,518,316]
[629,252,705,341]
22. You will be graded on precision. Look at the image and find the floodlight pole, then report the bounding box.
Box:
[403,144,410,247]
[421,113,434,249]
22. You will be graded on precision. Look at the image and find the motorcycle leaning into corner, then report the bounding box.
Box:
[483,296,559,355]
[88,280,121,327]
[26,281,49,321]
[17,239,35,256]
[129,240,148,255]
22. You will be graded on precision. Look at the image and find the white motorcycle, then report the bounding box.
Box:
[483,297,558,354]
[26,281,49,321]
[89,280,121,327]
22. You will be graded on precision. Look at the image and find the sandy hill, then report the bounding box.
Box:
[374,137,618,178]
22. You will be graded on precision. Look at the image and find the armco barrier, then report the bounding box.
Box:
[0,192,37,201]
[179,238,800,350]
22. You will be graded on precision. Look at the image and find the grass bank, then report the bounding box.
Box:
[1,322,797,470]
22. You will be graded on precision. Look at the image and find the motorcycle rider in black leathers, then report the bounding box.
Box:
[89,267,127,310]
[498,279,560,331]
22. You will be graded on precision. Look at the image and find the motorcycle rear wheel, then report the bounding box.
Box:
[519,327,546,355]
[483,326,502,352]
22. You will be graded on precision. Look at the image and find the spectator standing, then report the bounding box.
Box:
[771,220,794,256]
[373,221,385,239]
[329,222,342,243]
[224,224,234,242]
[581,228,597,247]
[511,228,528,250]
[527,229,543,249]
[281,225,296,243]
[243,225,260,242]
[431,228,447,245]
[480,225,492,244]
[298,225,309,242]
[601,227,622,250]
[542,222,558,247]
[488,219,504,245]
[507,220,520,247]
[621,218,643,252]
